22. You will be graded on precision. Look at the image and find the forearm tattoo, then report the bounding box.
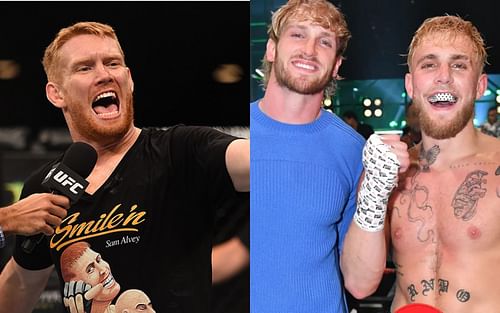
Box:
[452,170,488,221]
[406,278,470,303]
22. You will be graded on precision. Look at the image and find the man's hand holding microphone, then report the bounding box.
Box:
[0,142,97,250]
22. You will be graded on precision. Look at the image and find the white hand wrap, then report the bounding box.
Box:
[354,134,400,232]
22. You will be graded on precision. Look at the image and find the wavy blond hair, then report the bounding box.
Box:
[407,15,488,72]
[260,0,351,98]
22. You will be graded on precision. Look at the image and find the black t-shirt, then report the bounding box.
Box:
[14,126,237,313]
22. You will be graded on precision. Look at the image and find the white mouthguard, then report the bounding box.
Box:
[428,92,457,103]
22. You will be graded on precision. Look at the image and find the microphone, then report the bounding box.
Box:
[21,142,97,253]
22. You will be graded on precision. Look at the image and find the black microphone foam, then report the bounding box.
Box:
[21,142,97,253]
[41,142,97,203]
[61,142,98,179]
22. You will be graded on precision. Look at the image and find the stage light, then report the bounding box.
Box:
[362,98,372,107]
[389,121,398,128]
[483,89,492,97]
[374,98,382,106]
[323,98,332,107]
[374,108,383,117]
[0,60,20,80]
[496,95,500,104]
[400,120,407,127]
[363,109,372,117]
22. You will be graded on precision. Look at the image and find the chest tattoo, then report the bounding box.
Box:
[452,170,488,221]
[394,168,435,243]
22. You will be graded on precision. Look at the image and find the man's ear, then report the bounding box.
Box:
[127,67,134,93]
[46,82,65,108]
[265,39,277,62]
[404,73,414,99]
[332,57,343,78]
[475,73,487,100]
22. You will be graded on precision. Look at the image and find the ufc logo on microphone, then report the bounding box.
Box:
[53,171,84,194]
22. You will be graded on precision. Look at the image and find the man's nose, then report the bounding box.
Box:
[435,64,453,85]
[95,64,113,84]
[302,38,317,57]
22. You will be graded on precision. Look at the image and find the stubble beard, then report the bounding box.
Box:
[415,99,473,140]
[67,96,134,143]
[273,52,332,95]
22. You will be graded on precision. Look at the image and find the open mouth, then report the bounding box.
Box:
[102,272,115,289]
[427,92,457,108]
[92,91,120,117]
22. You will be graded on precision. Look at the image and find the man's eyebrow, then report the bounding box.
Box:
[415,53,471,66]
[69,54,123,68]
[415,54,437,65]
[284,24,306,32]
[285,24,335,38]
[449,54,470,62]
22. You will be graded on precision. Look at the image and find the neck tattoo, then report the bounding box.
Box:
[419,145,440,172]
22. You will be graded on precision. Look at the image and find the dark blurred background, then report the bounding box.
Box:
[0,1,249,131]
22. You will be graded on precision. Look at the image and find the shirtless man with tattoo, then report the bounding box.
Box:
[341,15,500,313]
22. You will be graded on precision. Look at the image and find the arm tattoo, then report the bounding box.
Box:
[452,170,488,221]
[419,145,440,172]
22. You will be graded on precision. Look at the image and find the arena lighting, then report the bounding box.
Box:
[255,68,264,78]
[213,64,243,84]
[323,98,332,107]
[496,95,500,104]
[497,106,500,114]
[0,59,21,80]
[389,121,398,128]
[362,98,372,107]
[483,89,492,97]
[361,97,383,118]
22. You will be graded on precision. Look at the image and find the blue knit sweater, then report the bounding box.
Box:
[250,100,364,313]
